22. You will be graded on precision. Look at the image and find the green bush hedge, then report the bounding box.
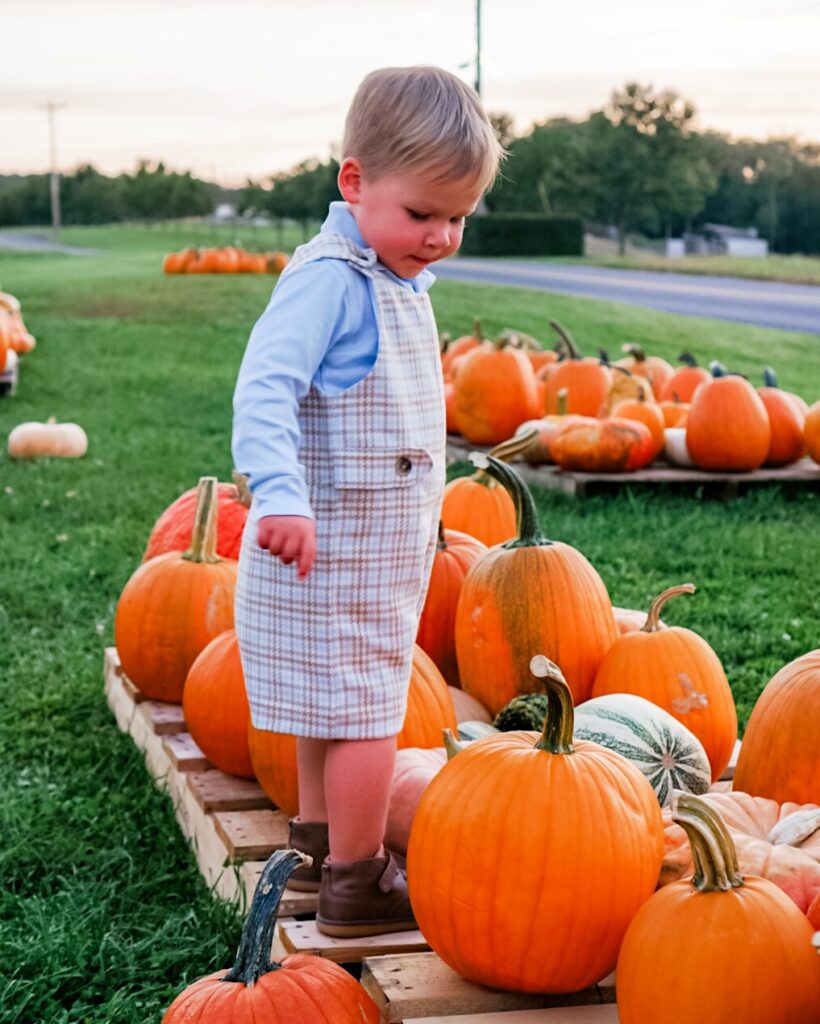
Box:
[460,214,584,256]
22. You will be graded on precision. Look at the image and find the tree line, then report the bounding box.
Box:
[2,85,819,254]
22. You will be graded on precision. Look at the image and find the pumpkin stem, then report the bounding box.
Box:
[472,429,540,483]
[473,318,483,342]
[762,366,779,388]
[671,792,744,893]
[231,470,252,508]
[439,331,452,354]
[548,320,579,360]
[598,348,611,365]
[468,452,548,548]
[443,727,466,759]
[556,388,568,416]
[530,656,575,755]
[222,849,309,985]
[677,352,699,367]
[436,519,447,551]
[182,476,222,563]
[621,343,647,362]
[709,360,728,378]
[642,583,696,632]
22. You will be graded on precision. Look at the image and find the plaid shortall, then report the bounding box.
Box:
[234,231,446,738]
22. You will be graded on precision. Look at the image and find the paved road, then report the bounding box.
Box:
[0,231,101,255]
[434,258,820,335]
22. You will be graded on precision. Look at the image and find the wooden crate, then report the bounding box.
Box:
[0,352,19,397]
[362,953,615,1023]
[446,435,820,499]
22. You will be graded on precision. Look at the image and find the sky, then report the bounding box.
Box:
[3,0,820,186]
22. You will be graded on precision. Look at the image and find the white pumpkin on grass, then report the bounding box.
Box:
[8,417,88,459]
[574,692,711,806]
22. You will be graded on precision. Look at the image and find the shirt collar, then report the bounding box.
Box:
[321,201,436,293]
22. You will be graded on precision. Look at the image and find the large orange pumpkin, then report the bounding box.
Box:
[143,472,251,562]
[115,477,237,703]
[441,319,483,379]
[686,368,771,471]
[183,629,254,779]
[616,793,820,1024]
[659,790,820,917]
[806,400,820,465]
[440,433,534,546]
[451,336,540,444]
[591,583,737,780]
[416,524,488,687]
[549,416,656,472]
[658,352,711,403]
[455,455,618,711]
[408,656,664,993]
[162,850,381,1024]
[758,370,807,466]
[616,344,674,400]
[248,726,299,816]
[733,649,820,806]
[542,322,612,415]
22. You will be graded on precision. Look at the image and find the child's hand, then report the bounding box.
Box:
[257,515,317,579]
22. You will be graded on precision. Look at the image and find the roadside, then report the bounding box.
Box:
[0,230,103,255]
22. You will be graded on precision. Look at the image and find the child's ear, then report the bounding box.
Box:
[338,158,364,204]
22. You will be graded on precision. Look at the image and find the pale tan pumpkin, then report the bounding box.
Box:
[8,417,88,458]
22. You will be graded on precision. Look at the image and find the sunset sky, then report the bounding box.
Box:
[4,0,820,186]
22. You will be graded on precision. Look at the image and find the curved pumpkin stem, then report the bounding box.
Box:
[443,727,466,760]
[677,352,699,367]
[548,320,579,360]
[621,343,647,362]
[439,331,452,354]
[436,520,447,551]
[762,366,779,388]
[671,792,744,893]
[556,389,569,416]
[709,360,729,378]
[642,583,696,632]
[472,429,540,485]
[222,849,309,985]
[182,476,221,564]
[530,656,574,755]
[231,469,252,508]
[468,452,548,548]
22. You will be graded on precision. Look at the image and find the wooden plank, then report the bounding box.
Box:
[187,770,274,813]
[279,918,429,963]
[240,861,319,917]
[361,953,615,1023]
[404,1006,619,1023]
[164,733,212,773]
[140,700,186,736]
[214,808,290,861]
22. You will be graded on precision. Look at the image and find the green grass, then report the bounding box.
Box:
[0,225,819,1021]
[569,251,820,286]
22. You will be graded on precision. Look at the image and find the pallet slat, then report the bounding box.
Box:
[214,809,290,861]
[362,953,615,1023]
[164,733,211,772]
[140,701,186,736]
[279,919,429,963]
[187,770,274,813]
[404,1007,619,1023]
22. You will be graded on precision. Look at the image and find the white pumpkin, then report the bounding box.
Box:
[574,692,711,807]
[8,417,88,459]
[664,427,694,467]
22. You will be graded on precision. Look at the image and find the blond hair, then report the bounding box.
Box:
[343,66,504,192]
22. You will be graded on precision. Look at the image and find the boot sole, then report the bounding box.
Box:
[286,877,321,893]
[316,916,418,937]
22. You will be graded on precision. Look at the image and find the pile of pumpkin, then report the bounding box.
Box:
[162,247,289,275]
[0,289,37,382]
[116,464,819,1021]
[443,319,820,473]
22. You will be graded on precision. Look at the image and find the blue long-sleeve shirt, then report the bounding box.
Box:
[232,202,436,520]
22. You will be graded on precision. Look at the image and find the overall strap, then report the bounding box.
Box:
[282,232,379,278]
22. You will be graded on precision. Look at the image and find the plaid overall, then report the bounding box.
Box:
[234,232,446,738]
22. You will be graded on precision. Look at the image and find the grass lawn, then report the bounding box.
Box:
[0,225,819,1021]
[568,250,820,287]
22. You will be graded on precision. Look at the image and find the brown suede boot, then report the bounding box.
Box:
[286,819,329,892]
[316,850,417,937]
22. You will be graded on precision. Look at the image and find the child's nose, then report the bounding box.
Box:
[425,223,451,249]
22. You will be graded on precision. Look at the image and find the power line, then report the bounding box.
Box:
[35,100,65,236]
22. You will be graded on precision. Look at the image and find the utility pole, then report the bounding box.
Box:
[37,101,64,237]
[475,0,482,97]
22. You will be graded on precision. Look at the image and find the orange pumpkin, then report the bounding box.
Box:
[163,249,198,274]
[659,398,690,428]
[397,646,458,749]
[267,251,289,274]
[758,369,807,466]
[613,606,665,635]
[440,433,534,546]
[549,416,656,472]
[416,524,488,687]
[451,336,540,444]
[183,629,254,779]
[610,395,665,460]
[385,745,449,856]
[616,344,674,400]
[806,400,820,465]
[734,649,820,806]
[143,473,251,562]
[454,455,618,711]
[617,793,820,1024]
[0,310,10,372]
[248,725,299,816]
[600,364,655,415]
[686,368,771,471]
[441,319,483,379]
[115,477,238,703]
[591,583,737,780]
[542,322,612,415]
[659,790,820,917]
[659,351,711,403]
[162,850,381,1024]
[408,656,664,993]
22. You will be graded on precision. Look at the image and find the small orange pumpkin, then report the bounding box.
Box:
[758,368,807,466]
[542,322,612,416]
[806,400,820,465]
[549,416,656,472]
[441,319,483,379]
[616,344,674,400]
[686,366,771,471]
[658,351,711,403]
[610,395,665,460]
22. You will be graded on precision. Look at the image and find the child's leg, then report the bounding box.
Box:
[324,736,396,861]
[296,737,329,821]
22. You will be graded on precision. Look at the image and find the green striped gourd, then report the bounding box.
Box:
[574,693,711,807]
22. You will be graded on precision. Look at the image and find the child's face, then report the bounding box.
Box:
[340,160,484,279]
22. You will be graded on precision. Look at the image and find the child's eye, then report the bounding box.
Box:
[450,216,466,225]
[407,209,429,221]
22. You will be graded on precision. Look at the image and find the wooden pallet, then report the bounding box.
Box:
[446,435,820,499]
[0,351,19,396]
